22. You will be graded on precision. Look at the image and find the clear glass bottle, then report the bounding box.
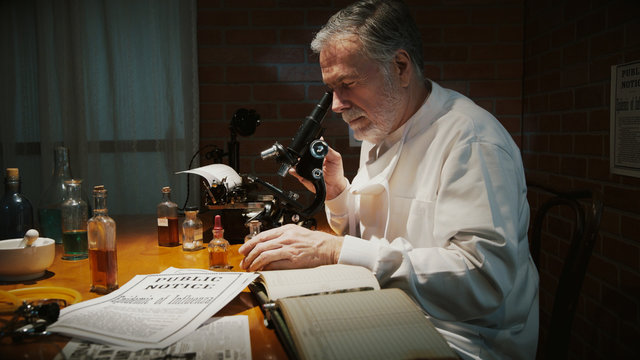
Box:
[88,185,118,294]
[182,206,203,251]
[0,168,34,240]
[38,146,72,244]
[157,186,180,247]
[61,179,88,260]
[208,215,229,269]
[244,219,261,243]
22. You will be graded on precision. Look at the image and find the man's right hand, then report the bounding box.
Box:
[288,145,348,201]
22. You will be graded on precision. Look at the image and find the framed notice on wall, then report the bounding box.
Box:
[611,60,640,178]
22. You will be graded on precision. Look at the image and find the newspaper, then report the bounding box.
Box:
[48,268,258,350]
[56,316,252,360]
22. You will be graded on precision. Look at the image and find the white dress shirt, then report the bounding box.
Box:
[325,80,539,360]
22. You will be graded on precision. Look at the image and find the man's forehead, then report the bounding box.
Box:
[319,35,370,82]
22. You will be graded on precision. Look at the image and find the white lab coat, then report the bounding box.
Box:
[325,80,539,360]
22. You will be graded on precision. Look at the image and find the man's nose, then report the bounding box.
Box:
[331,91,350,113]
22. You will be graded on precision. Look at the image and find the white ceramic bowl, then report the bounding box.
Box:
[0,237,55,281]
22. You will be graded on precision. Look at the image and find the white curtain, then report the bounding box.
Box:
[1,0,200,215]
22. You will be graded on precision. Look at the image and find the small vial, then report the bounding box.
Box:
[208,215,229,269]
[182,206,203,251]
[157,186,179,247]
[244,220,261,243]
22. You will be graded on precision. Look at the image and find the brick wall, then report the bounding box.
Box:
[523,0,640,358]
[197,0,524,195]
[198,0,634,358]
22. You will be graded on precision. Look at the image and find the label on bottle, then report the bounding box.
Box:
[157,218,169,227]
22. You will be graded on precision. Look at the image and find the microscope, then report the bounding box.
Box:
[200,91,333,238]
[248,90,333,229]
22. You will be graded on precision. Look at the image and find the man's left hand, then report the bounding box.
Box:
[238,224,343,271]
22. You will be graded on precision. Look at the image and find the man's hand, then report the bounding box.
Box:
[288,145,348,201]
[238,224,343,271]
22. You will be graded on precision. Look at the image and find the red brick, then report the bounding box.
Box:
[470,44,522,61]
[562,39,589,66]
[200,103,225,121]
[471,6,522,24]
[419,26,443,44]
[443,26,495,43]
[415,9,470,25]
[551,22,576,47]
[222,0,276,8]
[603,185,640,214]
[574,134,604,156]
[226,29,277,45]
[575,84,604,109]
[496,61,522,79]
[199,66,224,83]
[423,45,468,62]
[495,99,521,115]
[562,112,589,132]
[280,103,317,119]
[278,65,322,82]
[198,10,248,27]
[563,63,589,87]
[603,236,639,270]
[588,109,609,132]
[497,24,523,42]
[469,80,521,97]
[442,63,495,80]
[307,9,334,26]
[197,29,222,45]
[620,214,640,243]
[549,134,572,154]
[280,28,316,45]
[200,84,251,102]
[252,10,305,27]
[590,28,625,58]
[548,90,573,111]
[253,47,305,64]
[587,157,610,181]
[560,156,587,177]
[226,65,278,83]
[198,47,252,64]
[253,84,305,101]
[499,116,521,134]
[539,154,560,172]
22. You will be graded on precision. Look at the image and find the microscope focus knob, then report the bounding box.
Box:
[310,140,329,159]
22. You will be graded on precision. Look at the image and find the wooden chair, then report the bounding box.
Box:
[527,183,603,360]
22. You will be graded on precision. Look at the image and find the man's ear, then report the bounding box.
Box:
[394,49,413,88]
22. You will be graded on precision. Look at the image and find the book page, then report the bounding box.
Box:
[258,264,380,301]
[278,288,457,360]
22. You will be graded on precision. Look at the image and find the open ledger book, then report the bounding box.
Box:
[250,264,458,360]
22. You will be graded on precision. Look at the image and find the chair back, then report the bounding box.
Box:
[528,183,603,359]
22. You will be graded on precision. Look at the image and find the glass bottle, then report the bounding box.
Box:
[157,186,179,247]
[88,185,118,294]
[182,206,203,251]
[208,215,229,269]
[244,220,261,243]
[0,168,34,240]
[38,146,72,244]
[61,179,88,260]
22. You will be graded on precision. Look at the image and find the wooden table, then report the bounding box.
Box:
[0,214,288,359]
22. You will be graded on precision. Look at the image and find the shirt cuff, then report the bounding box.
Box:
[337,235,380,271]
[324,180,350,217]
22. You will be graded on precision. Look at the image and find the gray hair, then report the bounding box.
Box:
[311,0,424,79]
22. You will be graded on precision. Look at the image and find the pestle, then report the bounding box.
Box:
[19,229,39,248]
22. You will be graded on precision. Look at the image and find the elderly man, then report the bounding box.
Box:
[239,1,539,359]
